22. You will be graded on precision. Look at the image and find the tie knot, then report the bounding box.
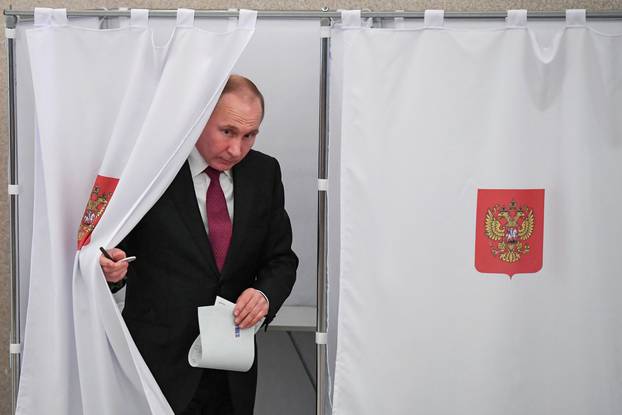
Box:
[205,166,221,181]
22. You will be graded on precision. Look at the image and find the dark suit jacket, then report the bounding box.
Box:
[120,150,298,414]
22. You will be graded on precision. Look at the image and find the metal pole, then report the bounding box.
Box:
[4,9,622,20]
[316,15,330,415]
[5,13,21,415]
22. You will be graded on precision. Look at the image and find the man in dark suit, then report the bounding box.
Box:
[100,75,298,415]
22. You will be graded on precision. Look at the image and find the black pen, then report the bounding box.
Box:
[99,246,114,261]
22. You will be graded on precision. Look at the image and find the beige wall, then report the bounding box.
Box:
[1,1,620,414]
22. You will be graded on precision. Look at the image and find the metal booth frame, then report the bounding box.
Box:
[5,8,622,415]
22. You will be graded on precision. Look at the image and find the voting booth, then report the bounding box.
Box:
[8,9,318,415]
[5,7,622,415]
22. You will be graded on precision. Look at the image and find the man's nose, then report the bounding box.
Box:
[227,138,242,158]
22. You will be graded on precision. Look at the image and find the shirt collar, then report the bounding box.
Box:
[188,147,232,179]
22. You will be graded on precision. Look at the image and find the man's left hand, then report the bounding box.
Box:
[234,288,268,329]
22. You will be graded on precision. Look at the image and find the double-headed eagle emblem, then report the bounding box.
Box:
[77,184,113,245]
[484,199,535,263]
[76,176,119,249]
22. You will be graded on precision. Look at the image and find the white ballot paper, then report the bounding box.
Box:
[188,296,264,372]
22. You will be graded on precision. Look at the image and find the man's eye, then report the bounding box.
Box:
[222,129,231,135]
[244,133,256,140]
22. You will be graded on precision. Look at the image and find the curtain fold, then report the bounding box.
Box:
[331,10,622,415]
[18,8,256,414]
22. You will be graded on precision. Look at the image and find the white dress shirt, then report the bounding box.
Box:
[187,147,234,228]
[187,147,269,306]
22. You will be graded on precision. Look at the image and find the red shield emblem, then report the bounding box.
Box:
[77,175,119,249]
[475,189,544,278]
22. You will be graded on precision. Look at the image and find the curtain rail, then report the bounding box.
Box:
[4,9,622,25]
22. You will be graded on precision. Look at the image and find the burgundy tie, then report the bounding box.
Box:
[205,167,232,271]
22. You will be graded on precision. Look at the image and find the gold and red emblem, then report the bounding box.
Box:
[475,189,544,278]
[77,175,119,249]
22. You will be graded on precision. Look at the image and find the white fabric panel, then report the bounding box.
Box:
[16,16,320,350]
[326,23,346,413]
[332,19,622,415]
[232,18,320,307]
[15,14,101,346]
[18,10,255,414]
[15,16,102,331]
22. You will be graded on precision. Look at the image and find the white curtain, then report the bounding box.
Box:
[331,9,622,415]
[18,8,256,414]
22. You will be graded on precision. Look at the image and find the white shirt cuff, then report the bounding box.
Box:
[256,289,270,308]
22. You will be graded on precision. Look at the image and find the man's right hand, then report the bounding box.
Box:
[99,248,129,283]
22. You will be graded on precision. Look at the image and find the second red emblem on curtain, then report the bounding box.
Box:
[475,189,544,278]
[77,175,119,249]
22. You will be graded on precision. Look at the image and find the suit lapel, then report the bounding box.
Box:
[221,157,254,277]
[170,162,220,276]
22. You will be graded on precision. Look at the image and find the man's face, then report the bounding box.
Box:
[195,92,262,171]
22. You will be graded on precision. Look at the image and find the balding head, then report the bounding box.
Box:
[195,75,263,171]
[219,75,265,121]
